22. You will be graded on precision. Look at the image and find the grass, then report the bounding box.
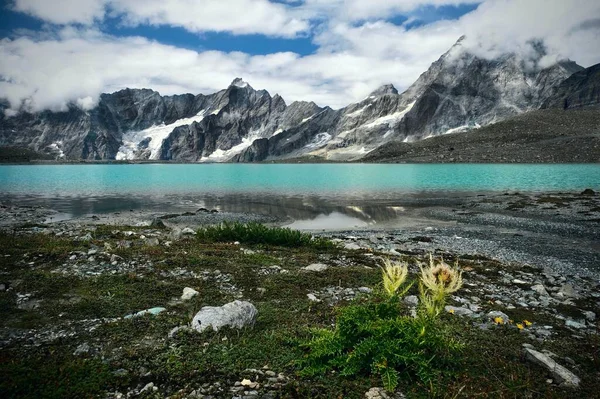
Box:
[1,229,599,398]
[196,222,335,249]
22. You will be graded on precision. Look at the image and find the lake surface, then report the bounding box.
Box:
[1,164,599,224]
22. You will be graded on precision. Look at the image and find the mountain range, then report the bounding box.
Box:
[1,37,598,162]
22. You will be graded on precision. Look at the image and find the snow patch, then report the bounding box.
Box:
[48,142,65,158]
[444,125,470,135]
[304,132,331,150]
[200,128,266,162]
[116,110,207,160]
[345,103,372,118]
[363,102,414,129]
[300,114,316,124]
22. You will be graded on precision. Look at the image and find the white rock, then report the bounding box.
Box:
[181,287,199,301]
[344,243,361,250]
[124,307,166,319]
[523,348,580,388]
[303,263,329,272]
[307,293,320,302]
[192,300,257,332]
[181,227,196,235]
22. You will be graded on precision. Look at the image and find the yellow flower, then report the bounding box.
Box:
[493,316,504,325]
[524,320,532,327]
[448,309,455,314]
[381,258,409,297]
[420,254,463,294]
[516,323,524,330]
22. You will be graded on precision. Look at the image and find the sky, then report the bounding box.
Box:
[0,0,599,114]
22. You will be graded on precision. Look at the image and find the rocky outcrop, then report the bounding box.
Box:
[542,63,600,109]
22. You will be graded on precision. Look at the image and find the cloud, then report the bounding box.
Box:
[1,0,599,115]
[109,0,309,37]
[11,0,309,37]
[12,0,107,25]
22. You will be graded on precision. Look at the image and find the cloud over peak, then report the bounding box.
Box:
[1,0,599,115]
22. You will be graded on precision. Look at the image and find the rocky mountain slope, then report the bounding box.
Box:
[361,107,600,163]
[0,38,585,162]
[542,63,600,109]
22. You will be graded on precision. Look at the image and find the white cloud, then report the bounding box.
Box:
[109,0,309,37]
[11,0,309,37]
[1,0,599,115]
[12,0,107,25]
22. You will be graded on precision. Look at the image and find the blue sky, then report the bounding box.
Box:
[0,0,478,56]
[0,0,598,113]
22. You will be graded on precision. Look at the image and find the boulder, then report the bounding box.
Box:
[523,348,580,388]
[192,300,257,332]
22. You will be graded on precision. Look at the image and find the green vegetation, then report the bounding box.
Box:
[196,221,334,249]
[301,258,463,391]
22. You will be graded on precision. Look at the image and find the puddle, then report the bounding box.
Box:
[287,212,371,231]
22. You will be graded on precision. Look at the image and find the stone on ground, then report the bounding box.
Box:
[181,287,199,301]
[365,387,406,398]
[192,300,258,332]
[523,348,580,388]
[303,263,329,272]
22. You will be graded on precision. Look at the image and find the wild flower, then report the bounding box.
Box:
[516,323,524,330]
[493,317,504,325]
[381,258,411,297]
[448,308,455,315]
[524,320,532,327]
[419,254,463,318]
[420,254,463,295]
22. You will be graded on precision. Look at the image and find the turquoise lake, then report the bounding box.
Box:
[0,164,599,217]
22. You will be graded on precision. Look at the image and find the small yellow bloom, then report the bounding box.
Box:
[448,309,455,314]
[493,316,504,325]
[516,323,524,330]
[524,320,532,327]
